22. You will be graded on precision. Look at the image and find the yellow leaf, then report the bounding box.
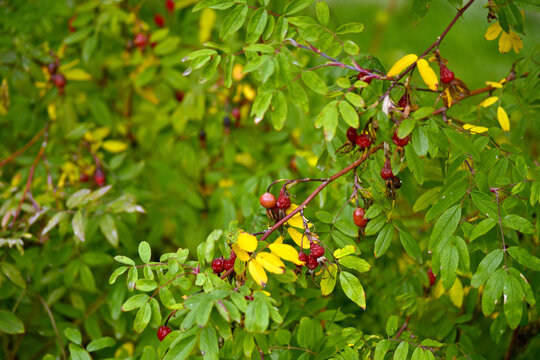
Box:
[448,277,464,308]
[479,96,498,108]
[47,103,57,120]
[255,252,285,274]
[59,59,80,72]
[274,236,284,244]
[320,264,337,296]
[199,8,217,44]
[287,227,310,249]
[498,31,512,53]
[386,54,418,77]
[432,277,444,298]
[510,31,523,53]
[115,342,134,358]
[92,127,111,141]
[285,203,312,229]
[485,81,503,89]
[417,59,438,91]
[463,124,489,134]
[102,140,128,153]
[248,259,267,286]
[237,231,257,252]
[233,64,244,81]
[497,106,510,131]
[334,245,357,259]
[64,68,92,81]
[243,84,256,101]
[136,87,159,105]
[231,243,250,261]
[269,243,305,265]
[484,22,502,41]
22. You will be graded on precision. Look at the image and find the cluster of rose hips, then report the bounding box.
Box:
[47,60,66,95]
[259,189,292,223]
[80,167,106,187]
[346,127,372,150]
[298,241,325,271]
[211,250,236,275]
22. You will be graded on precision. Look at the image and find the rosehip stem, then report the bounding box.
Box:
[258,145,381,243]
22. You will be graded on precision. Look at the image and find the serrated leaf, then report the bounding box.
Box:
[72,210,86,242]
[339,101,359,127]
[302,71,328,95]
[336,22,364,34]
[320,264,337,296]
[316,1,329,25]
[340,271,366,309]
[219,4,248,40]
[429,205,461,250]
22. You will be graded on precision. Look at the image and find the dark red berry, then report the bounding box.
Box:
[79,172,90,183]
[393,176,402,189]
[231,107,241,121]
[355,134,371,149]
[154,14,165,27]
[298,251,308,264]
[381,160,394,180]
[310,243,325,258]
[260,192,277,209]
[68,15,77,33]
[134,33,148,49]
[165,0,175,13]
[392,129,410,147]
[212,258,224,273]
[346,127,358,143]
[440,64,455,84]
[47,62,58,75]
[276,191,291,210]
[51,74,66,88]
[245,295,254,301]
[353,207,368,227]
[306,255,318,270]
[223,257,235,271]
[94,168,106,187]
[175,91,185,102]
[157,325,172,341]
[398,93,410,108]
[230,249,237,260]
[428,268,436,287]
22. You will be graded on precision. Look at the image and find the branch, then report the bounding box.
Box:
[379,0,476,102]
[259,145,381,243]
[0,129,44,168]
[38,295,67,360]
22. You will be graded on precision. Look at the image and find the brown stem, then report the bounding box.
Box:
[38,295,67,360]
[0,129,45,168]
[394,315,411,339]
[259,145,381,243]
[379,0,476,102]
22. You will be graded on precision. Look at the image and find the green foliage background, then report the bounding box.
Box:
[0,0,539,359]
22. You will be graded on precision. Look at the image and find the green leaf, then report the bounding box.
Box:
[297,317,316,348]
[284,0,313,15]
[374,339,389,360]
[454,236,469,273]
[339,256,370,272]
[507,247,540,271]
[345,92,364,108]
[199,326,219,360]
[440,244,459,290]
[339,101,359,127]
[251,90,273,122]
[482,268,504,316]
[343,40,359,55]
[386,315,398,336]
[399,230,423,264]
[412,126,429,156]
[289,81,309,113]
[220,5,248,40]
[471,249,504,288]
[398,118,416,138]
[42,211,68,235]
[245,299,269,332]
[320,264,337,296]
[316,1,329,25]
[336,22,364,34]
[67,189,90,209]
[393,341,409,360]
[272,91,288,130]
[86,337,115,352]
[470,218,496,242]
[315,101,338,141]
[134,302,152,333]
[444,128,480,160]
[64,327,82,345]
[183,49,217,62]
[193,0,235,12]
[274,16,289,41]
[411,0,433,22]
[72,210,86,242]
[99,214,118,247]
[1,262,26,289]
[301,71,328,95]
[163,335,198,360]
[412,106,434,119]
[122,294,149,311]
[470,191,499,219]
[246,8,268,44]
[374,223,394,258]
[429,205,461,250]
[154,37,180,56]
[412,187,440,212]
[109,266,128,284]
[340,271,366,309]
[504,271,524,329]
[68,344,91,360]
[405,145,424,184]
[0,310,24,334]
[503,215,535,234]
[114,255,135,266]
[138,241,152,263]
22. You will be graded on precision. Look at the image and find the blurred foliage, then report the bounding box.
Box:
[0,0,539,359]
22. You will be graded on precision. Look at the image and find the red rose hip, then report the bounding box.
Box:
[94,168,106,187]
[154,14,165,27]
[298,251,308,264]
[427,268,436,286]
[134,33,148,49]
[306,254,318,270]
[397,93,410,108]
[259,192,276,209]
[212,257,224,273]
[355,133,371,149]
[165,0,175,13]
[392,129,410,147]
[353,207,368,227]
[346,127,358,143]
[380,160,394,180]
[440,64,455,84]
[310,243,325,258]
[276,191,291,210]
[157,325,172,341]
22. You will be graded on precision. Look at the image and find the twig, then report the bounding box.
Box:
[268,346,317,355]
[0,129,45,168]
[394,315,411,339]
[38,295,67,360]
[259,145,381,243]
[490,187,507,267]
